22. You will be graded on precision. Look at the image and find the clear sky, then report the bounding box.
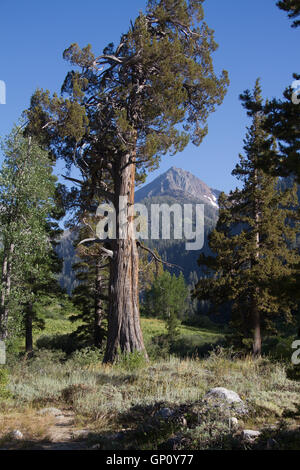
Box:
[0,0,297,193]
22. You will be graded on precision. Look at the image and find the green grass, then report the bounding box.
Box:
[35,318,79,339]
[32,316,225,359]
[141,317,223,341]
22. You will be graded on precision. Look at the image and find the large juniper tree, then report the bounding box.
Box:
[195,81,300,356]
[26,0,229,362]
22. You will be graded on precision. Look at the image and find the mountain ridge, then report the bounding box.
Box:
[136,166,220,208]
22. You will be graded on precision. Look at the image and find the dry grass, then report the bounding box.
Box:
[2,348,300,449]
[0,408,54,444]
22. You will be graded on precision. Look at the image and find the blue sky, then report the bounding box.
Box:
[0,0,297,193]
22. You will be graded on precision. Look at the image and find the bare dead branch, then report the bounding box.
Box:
[78,238,114,258]
[137,241,184,271]
[62,175,84,186]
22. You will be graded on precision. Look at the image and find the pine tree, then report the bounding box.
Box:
[71,230,109,350]
[246,76,300,184]
[253,1,300,180]
[195,80,300,356]
[25,0,229,362]
[277,0,300,27]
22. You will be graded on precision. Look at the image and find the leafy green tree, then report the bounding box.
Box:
[195,80,300,356]
[143,270,188,340]
[26,0,229,362]
[0,126,59,347]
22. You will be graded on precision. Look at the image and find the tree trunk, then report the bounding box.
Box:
[25,303,33,355]
[94,261,104,349]
[0,243,14,340]
[252,167,261,358]
[103,147,148,363]
[252,304,261,357]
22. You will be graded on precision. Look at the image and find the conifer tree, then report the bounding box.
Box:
[25,0,229,362]
[277,0,300,27]
[243,77,300,184]
[195,80,300,356]
[253,1,300,180]
[71,230,109,350]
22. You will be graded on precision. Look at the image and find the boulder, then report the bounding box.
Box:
[204,387,248,415]
[205,387,242,404]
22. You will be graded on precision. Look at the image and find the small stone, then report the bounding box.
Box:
[38,407,63,417]
[178,416,187,427]
[10,430,24,440]
[91,443,101,449]
[156,407,175,420]
[230,417,238,428]
[72,430,90,439]
[242,429,261,441]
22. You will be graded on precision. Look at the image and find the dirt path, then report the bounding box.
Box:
[25,409,91,450]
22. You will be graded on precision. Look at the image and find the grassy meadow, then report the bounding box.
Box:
[0,314,300,450]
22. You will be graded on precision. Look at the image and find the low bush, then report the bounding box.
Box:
[116,350,148,372]
[36,333,78,354]
[182,314,217,330]
[0,367,10,399]
[70,347,103,366]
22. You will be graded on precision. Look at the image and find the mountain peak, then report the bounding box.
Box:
[135,167,219,208]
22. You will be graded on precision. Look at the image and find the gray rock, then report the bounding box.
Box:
[10,430,24,440]
[229,417,238,428]
[156,407,175,420]
[204,387,248,415]
[38,407,63,417]
[242,429,261,441]
[91,443,101,449]
[205,387,243,404]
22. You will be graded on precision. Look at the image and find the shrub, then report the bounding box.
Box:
[26,349,66,372]
[146,335,170,360]
[0,367,10,399]
[170,335,226,358]
[116,351,147,372]
[69,347,103,366]
[182,314,217,330]
[36,333,78,354]
[262,335,296,361]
